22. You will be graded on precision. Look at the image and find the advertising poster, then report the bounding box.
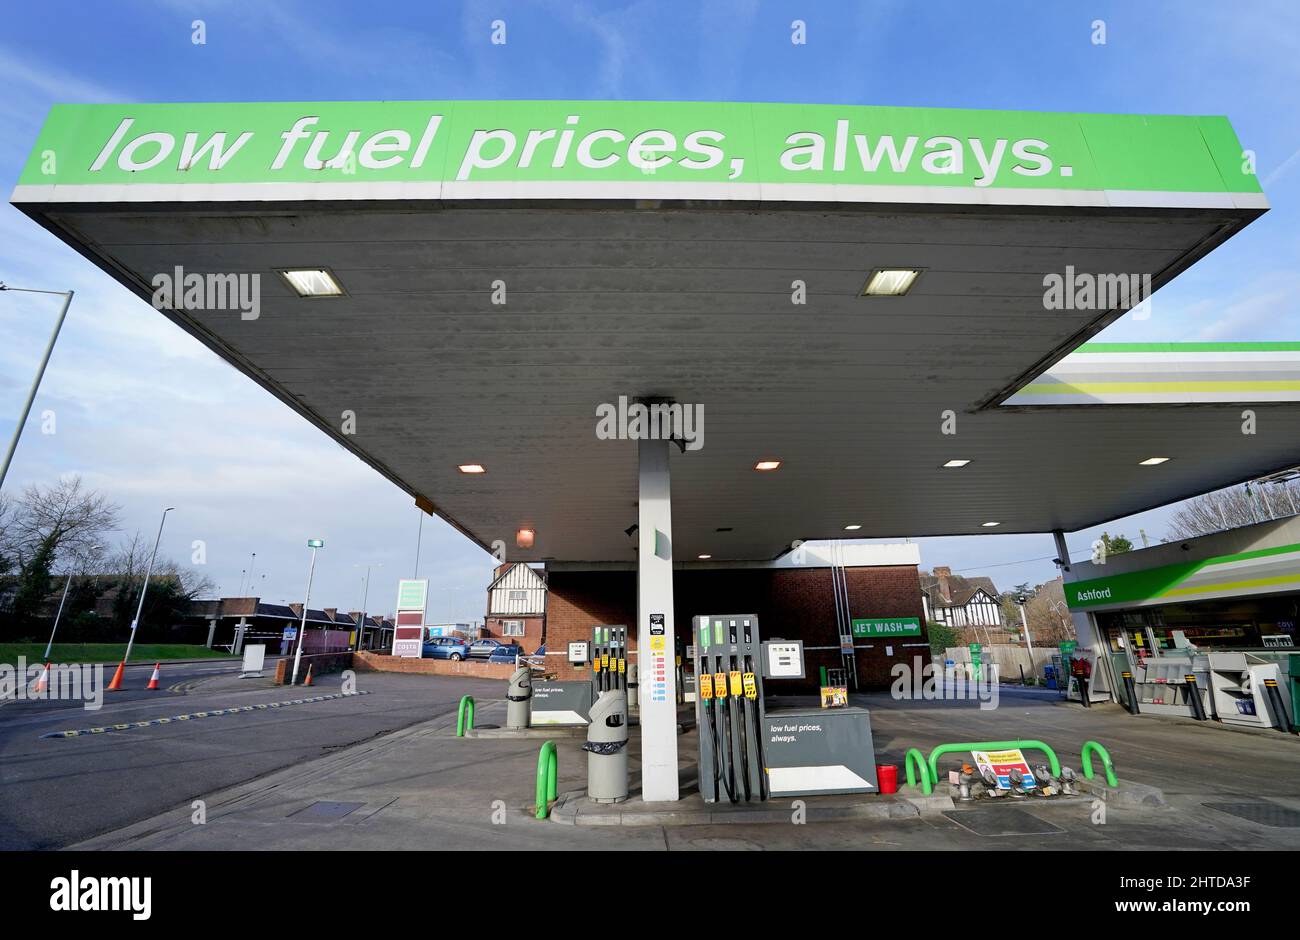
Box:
[971,748,1037,789]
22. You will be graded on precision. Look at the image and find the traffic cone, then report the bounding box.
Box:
[303,664,314,687]
[106,660,126,691]
[32,663,50,695]
[146,663,162,690]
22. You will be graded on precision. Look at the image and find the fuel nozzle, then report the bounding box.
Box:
[1060,766,1078,796]
[957,762,977,802]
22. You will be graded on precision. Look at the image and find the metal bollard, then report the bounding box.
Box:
[1121,671,1140,715]
[1262,678,1292,733]
[1184,674,1207,721]
[506,664,532,730]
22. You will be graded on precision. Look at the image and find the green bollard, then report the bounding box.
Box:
[535,740,558,819]
[456,695,475,737]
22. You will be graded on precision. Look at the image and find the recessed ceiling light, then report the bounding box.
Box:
[278,268,344,297]
[1139,457,1170,465]
[698,554,712,560]
[754,460,782,471]
[981,521,1001,527]
[862,268,921,296]
[843,524,862,531]
[457,464,486,474]
[943,459,972,468]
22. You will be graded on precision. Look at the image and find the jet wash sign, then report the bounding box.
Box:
[14,101,1260,207]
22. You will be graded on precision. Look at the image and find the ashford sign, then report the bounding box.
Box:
[15,101,1259,207]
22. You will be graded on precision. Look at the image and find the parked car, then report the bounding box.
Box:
[423,636,470,660]
[466,638,506,659]
[486,643,526,663]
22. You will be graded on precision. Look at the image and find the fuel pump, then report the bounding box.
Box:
[585,624,629,802]
[506,661,532,729]
[692,614,767,803]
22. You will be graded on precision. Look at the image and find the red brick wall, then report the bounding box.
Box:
[482,615,545,651]
[544,565,927,690]
[352,651,517,679]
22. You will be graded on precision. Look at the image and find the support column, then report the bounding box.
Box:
[1053,529,1111,703]
[637,437,679,802]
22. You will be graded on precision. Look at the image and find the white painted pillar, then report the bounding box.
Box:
[637,437,679,802]
[1054,529,1111,702]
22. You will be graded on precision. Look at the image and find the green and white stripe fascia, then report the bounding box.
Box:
[1066,541,1300,610]
[1006,343,1300,405]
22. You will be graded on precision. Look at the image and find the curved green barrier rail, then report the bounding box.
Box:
[927,740,1060,784]
[1081,740,1118,787]
[535,740,558,819]
[904,748,933,794]
[456,695,475,737]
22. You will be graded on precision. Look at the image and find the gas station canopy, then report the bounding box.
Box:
[13,100,1294,561]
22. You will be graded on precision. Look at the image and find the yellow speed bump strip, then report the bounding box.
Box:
[41,691,372,739]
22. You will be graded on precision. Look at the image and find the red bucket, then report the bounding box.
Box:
[876,764,899,795]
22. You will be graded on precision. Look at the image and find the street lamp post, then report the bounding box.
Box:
[0,285,74,491]
[108,507,174,691]
[290,539,324,685]
[1016,593,1036,677]
[353,562,381,651]
[43,544,100,660]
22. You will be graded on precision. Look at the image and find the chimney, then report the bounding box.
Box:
[289,602,304,618]
[324,607,338,621]
[934,566,952,603]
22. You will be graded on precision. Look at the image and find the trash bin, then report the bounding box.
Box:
[876,764,898,795]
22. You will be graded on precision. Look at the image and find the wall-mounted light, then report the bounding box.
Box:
[516,528,535,549]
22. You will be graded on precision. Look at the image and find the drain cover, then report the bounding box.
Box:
[943,807,1065,836]
[289,801,365,821]
[1204,802,1300,828]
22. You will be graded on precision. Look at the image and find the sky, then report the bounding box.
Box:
[1,0,1298,618]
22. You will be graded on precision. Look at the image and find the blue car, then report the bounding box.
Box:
[485,643,526,663]
[423,636,470,660]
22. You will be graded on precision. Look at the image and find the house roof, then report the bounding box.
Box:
[920,570,1000,608]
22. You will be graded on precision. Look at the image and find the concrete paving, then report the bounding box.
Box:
[67,683,1300,851]
[0,664,505,849]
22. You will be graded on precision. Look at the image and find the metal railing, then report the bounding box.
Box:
[1081,740,1119,787]
[927,740,1060,784]
[904,748,933,794]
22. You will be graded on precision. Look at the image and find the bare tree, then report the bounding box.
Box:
[10,476,121,567]
[1165,481,1300,540]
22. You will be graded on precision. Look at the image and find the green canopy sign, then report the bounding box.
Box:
[1064,541,1300,610]
[851,617,922,638]
[15,100,1260,205]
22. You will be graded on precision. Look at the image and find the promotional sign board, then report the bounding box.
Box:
[391,579,428,658]
[851,617,922,638]
[764,706,879,797]
[19,102,1260,207]
[529,683,594,726]
[239,644,266,678]
[971,748,1037,789]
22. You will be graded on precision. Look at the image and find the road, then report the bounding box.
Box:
[0,658,504,849]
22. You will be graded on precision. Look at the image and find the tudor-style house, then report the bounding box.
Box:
[484,562,547,651]
[919,566,1003,630]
